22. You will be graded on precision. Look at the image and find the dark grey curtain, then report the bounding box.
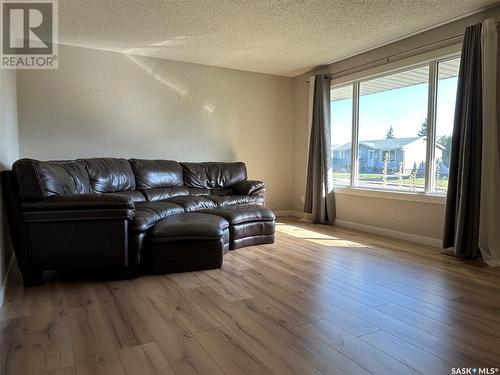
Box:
[304,74,335,224]
[443,23,483,258]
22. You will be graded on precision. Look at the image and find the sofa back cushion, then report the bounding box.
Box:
[80,158,135,193]
[129,159,183,189]
[181,162,247,189]
[13,159,92,200]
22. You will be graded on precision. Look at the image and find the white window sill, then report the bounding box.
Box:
[334,186,446,205]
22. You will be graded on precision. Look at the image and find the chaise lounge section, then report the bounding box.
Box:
[200,206,275,250]
[1,157,275,286]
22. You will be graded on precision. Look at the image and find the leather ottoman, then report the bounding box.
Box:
[200,205,275,250]
[149,213,229,274]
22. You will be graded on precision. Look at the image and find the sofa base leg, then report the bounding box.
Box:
[22,270,43,287]
[122,267,139,280]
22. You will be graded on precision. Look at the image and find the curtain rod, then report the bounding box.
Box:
[304,33,464,85]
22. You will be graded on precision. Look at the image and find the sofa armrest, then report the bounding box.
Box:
[232,180,266,196]
[21,193,135,211]
[21,209,134,222]
[20,193,135,221]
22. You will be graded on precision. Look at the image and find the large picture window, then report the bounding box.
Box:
[331,84,353,186]
[434,57,460,194]
[330,55,460,195]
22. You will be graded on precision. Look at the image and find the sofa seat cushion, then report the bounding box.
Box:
[185,188,236,197]
[141,187,189,202]
[166,196,216,212]
[209,188,233,196]
[108,190,146,203]
[206,195,264,208]
[186,187,210,196]
[132,202,185,232]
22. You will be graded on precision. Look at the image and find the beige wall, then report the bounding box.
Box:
[0,69,18,295]
[291,6,500,242]
[17,45,294,210]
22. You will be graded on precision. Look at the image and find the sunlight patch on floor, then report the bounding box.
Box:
[276,222,367,248]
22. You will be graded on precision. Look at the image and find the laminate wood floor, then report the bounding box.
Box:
[2,218,500,375]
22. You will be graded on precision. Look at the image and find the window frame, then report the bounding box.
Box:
[368,150,374,161]
[381,149,396,162]
[330,50,461,201]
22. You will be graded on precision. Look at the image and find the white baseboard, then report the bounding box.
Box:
[274,210,303,218]
[485,259,500,267]
[0,255,15,308]
[334,219,442,248]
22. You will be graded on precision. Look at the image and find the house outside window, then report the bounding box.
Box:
[330,55,459,195]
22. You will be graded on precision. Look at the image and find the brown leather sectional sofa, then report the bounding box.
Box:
[1,158,275,286]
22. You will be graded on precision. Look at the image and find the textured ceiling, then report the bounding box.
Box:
[59,0,497,77]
